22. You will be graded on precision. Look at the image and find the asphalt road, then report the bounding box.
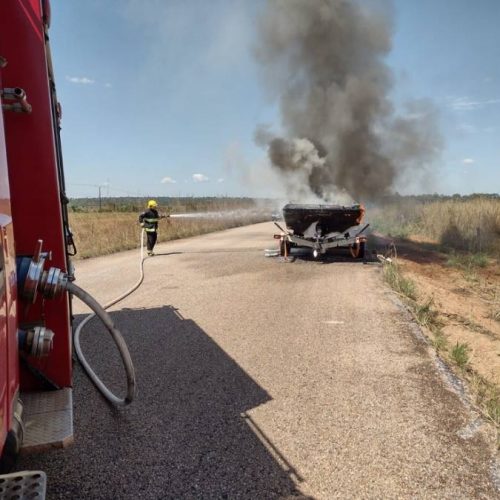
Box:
[19,222,499,499]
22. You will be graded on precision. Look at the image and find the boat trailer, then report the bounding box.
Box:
[272,203,369,260]
[274,222,369,259]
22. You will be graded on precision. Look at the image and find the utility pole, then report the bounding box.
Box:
[98,183,109,211]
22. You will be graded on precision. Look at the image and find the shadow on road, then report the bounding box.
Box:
[284,245,377,265]
[19,306,309,499]
[369,233,447,265]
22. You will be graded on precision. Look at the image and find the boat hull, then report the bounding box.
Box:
[282,203,365,235]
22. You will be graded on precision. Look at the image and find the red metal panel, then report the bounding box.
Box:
[0,75,19,455]
[0,0,72,388]
[0,257,7,456]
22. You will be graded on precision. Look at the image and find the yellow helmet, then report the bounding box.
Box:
[147,199,158,208]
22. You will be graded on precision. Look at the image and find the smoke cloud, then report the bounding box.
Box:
[254,0,442,202]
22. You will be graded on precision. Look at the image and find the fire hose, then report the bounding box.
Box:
[71,229,146,406]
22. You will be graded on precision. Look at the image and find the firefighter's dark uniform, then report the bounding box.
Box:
[139,208,161,254]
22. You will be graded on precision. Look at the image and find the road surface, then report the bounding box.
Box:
[20,222,499,498]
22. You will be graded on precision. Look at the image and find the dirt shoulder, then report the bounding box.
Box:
[372,233,500,401]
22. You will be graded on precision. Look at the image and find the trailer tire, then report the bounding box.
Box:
[349,241,365,259]
[279,239,291,257]
[358,241,366,259]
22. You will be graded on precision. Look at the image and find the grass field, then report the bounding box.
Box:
[371,196,500,256]
[69,211,269,259]
[70,195,500,259]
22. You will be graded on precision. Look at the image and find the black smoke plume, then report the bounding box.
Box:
[254,0,442,202]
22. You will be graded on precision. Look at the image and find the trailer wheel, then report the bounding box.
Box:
[358,241,366,259]
[279,239,291,257]
[349,241,365,259]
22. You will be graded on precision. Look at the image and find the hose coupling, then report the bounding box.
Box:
[17,240,69,301]
[18,326,55,358]
[39,267,69,299]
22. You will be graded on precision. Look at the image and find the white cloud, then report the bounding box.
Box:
[449,96,500,111]
[217,178,224,183]
[104,82,112,88]
[161,176,176,184]
[192,173,209,183]
[462,158,475,165]
[66,75,95,85]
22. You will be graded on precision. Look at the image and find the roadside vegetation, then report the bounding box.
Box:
[68,197,272,259]
[69,196,263,214]
[371,194,500,257]
[378,194,500,435]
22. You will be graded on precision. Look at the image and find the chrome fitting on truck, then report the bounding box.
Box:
[18,326,55,358]
[1,87,32,113]
[39,267,68,299]
[16,240,68,301]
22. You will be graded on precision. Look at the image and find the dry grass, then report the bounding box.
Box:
[69,212,268,259]
[371,199,424,239]
[471,373,500,427]
[383,262,418,301]
[419,199,500,255]
[372,197,500,256]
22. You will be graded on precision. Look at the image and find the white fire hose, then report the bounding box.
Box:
[71,212,240,405]
[72,229,146,406]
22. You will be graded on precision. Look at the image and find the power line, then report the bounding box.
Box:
[68,182,109,210]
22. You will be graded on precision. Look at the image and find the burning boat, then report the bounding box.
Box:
[274,203,368,259]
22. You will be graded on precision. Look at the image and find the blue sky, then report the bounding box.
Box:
[50,0,499,198]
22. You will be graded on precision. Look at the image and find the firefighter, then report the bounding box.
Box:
[139,200,165,256]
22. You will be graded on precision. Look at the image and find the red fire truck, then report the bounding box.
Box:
[0,2,134,496]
